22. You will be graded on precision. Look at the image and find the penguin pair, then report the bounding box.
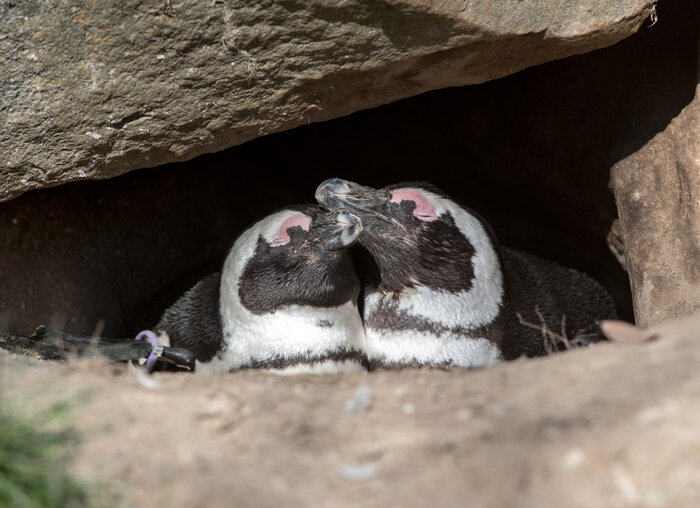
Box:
[314,179,617,370]
[167,178,614,373]
[7,182,615,374]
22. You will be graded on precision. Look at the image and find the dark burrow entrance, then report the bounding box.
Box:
[0,0,696,339]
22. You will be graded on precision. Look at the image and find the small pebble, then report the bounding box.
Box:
[344,382,372,413]
[561,448,585,469]
[336,461,378,482]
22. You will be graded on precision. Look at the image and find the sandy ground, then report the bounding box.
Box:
[3,316,700,507]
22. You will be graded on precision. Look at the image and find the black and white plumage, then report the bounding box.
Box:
[316,179,617,369]
[156,204,368,374]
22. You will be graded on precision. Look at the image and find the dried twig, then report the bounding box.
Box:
[517,306,570,354]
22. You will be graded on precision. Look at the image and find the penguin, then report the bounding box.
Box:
[2,206,367,375]
[315,179,617,370]
[155,204,368,374]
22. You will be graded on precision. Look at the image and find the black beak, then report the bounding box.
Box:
[315,178,389,213]
[309,209,363,251]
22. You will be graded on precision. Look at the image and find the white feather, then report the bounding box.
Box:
[263,359,367,376]
[366,328,502,368]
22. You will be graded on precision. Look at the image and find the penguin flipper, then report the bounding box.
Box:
[32,326,153,362]
[0,327,152,363]
[1,326,197,371]
[0,332,66,362]
[155,272,224,363]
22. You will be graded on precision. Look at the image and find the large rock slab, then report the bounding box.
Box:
[611,86,700,328]
[1,0,654,202]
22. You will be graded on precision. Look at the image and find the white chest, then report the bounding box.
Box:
[363,290,502,368]
[198,298,367,374]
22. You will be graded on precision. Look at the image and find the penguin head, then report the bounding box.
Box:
[316,179,500,295]
[232,205,363,314]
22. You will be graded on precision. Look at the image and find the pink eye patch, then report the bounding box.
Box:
[390,189,437,222]
[270,213,312,247]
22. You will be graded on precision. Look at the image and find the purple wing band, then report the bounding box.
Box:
[135,330,160,369]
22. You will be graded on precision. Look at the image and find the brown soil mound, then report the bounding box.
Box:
[3,315,699,507]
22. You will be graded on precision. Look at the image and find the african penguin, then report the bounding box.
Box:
[155,204,368,374]
[316,179,617,370]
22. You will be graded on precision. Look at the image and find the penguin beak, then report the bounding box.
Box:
[315,178,389,213]
[310,209,364,251]
[316,179,396,228]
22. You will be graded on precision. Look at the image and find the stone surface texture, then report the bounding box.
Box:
[611,86,700,328]
[1,0,654,202]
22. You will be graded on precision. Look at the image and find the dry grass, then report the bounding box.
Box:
[516,306,572,354]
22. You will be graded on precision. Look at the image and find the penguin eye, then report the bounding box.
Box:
[270,213,312,247]
[390,189,437,222]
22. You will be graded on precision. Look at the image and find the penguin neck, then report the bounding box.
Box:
[367,203,505,331]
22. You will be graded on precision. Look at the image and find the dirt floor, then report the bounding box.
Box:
[2,316,700,507]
